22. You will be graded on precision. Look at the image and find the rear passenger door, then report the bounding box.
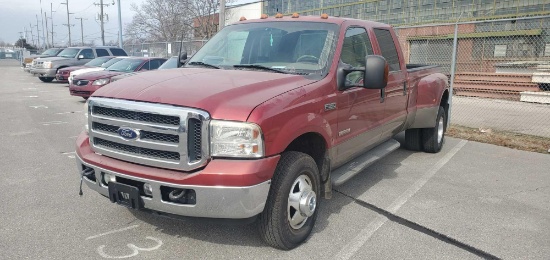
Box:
[373,28,407,138]
[95,48,110,57]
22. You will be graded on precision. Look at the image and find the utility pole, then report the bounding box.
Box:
[40,0,46,49]
[36,15,41,48]
[30,23,35,46]
[61,0,72,46]
[51,3,55,47]
[100,0,105,45]
[44,12,49,48]
[18,32,24,48]
[117,0,123,48]
[219,0,226,30]
[75,17,86,46]
[94,0,111,45]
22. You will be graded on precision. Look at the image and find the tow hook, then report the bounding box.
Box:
[168,189,187,203]
[79,168,95,196]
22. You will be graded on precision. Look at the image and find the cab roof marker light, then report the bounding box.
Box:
[291,13,299,18]
[261,14,268,19]
[321,13,329,19]
[239,16,247,21]
[275,13,283,18]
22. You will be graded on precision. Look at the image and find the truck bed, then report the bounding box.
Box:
[406,64,442,79]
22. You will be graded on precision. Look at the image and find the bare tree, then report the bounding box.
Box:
[125,0,192,43]
[185,0,219,39]
[125,0,235,42]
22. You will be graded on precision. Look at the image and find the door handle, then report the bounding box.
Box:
[403,81,407,96]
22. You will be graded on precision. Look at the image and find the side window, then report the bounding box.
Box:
[140,61,151,71]
[96,49,110,57]
[79,48,95,59]
[340,27,373,85]
[148,59,163,70]
[110,48,128,56]
[373,29,401,71]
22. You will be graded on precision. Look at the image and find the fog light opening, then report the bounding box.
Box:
[102,173,116,185]
[143,183,153,197]
[160,186,196,205]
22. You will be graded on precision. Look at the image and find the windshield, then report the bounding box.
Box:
[106,59,143,72]
[56,48,80,58]
[101,57,126,68]
[42,48,59,56]
[85,57,113,67]
[187,21,339,76]
[159,57,178,69]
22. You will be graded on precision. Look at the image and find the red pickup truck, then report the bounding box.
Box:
[76,15,449,249]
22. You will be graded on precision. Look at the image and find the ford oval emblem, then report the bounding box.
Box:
[117,127,139,140]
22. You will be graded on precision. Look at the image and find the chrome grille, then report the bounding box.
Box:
[88,97,210,171]
[93,106,180,125]
[187,118,202,162]
[94,138,180,161]
[93,122,180,144]
[75,80,89,86]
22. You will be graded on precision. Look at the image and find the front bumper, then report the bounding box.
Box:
[75,133,278,219]
[56,72,69,82]
[69,83,102,98]
[32,68,56,77]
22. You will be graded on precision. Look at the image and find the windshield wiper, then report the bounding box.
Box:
[187,61,220,69]
[233,64,290,74]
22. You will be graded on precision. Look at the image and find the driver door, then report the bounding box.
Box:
[334,26,386,167]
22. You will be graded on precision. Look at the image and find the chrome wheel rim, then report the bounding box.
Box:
[437,116,444,144]
[288,174,316,230]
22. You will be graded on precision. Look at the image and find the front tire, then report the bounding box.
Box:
[422,106,446,153]
[38,77,54,82]
[259,151,321,250]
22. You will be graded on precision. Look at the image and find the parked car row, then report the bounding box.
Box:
[23,46,180,99]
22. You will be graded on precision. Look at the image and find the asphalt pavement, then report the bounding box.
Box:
[0,59,548,259]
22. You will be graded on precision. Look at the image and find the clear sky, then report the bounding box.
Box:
[0,0,144,46]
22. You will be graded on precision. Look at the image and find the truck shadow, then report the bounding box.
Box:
[128,134,415,248]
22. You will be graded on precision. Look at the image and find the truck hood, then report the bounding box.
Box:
[75,70,125,81]
[93,68,316,121]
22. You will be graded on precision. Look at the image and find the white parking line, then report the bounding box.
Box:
[29,105,48,109]
[62,151,76,159]
[86,225,140,240]
[41,121,68,126]
[56,110,82,115]
[335,140,468,260]
[25,96,39,98]
[44,98,76,102]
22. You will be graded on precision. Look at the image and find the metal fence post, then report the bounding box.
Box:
[448,22,459,128]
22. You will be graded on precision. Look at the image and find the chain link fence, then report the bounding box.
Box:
[395,16,550,138]
[123,40,208,59]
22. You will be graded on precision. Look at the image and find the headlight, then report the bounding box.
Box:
[210,120,264,158]
[43,61,52,68]
[84,100,90,133]
[92,78,110,85]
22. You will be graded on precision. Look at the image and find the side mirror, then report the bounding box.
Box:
[77,54,84,60]
[363,55,388,89]
[179,52,188,66]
